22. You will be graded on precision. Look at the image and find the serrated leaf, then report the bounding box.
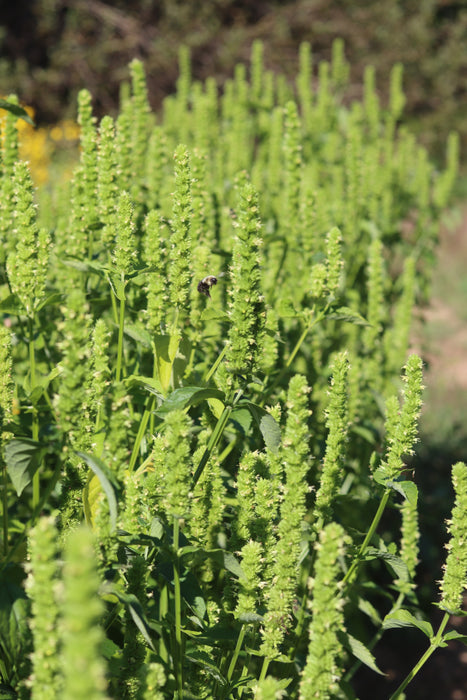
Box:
[125,374,164,399]
[342,632,385,675]
[194,549,245,579]
[4,438,45,496]
[77,452,118,532]
[34,292,63,312]
[155,386,225,416]
[200,307,229,322]
[243,402,281,453]
[63,259,109,275]
[109,590,156,651]
[0,293,24,315]
[0,99,34,125]
[357,597,382,625]
[327,306,370,326]
[383,609,433,637]
[237,613,264,624]
[386,479,418,506]
[185,650,227,685]
[443,631,467,644]
[364,547,409,582]
[123,324,152,347]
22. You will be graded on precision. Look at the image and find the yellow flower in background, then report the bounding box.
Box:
[1,100,80,186]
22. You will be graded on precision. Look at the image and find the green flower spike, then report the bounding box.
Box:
[224,181,266,392]
[299,523,349,700]
[439,461,467,614]
[25,516,62,699]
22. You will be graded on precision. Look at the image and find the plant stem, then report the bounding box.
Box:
[343,488,391,587]
[128,395,155,471]
[192,404,232,488]
[115,284,126,383]
[218,624,247,700]
[2,463,8,557]
[203,343,227,384]
[388,613,450,700]
[172,516,184,699]
[29,317,40,509]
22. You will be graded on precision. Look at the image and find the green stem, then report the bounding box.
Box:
[258,657,270,682]
[172,517,184,699]
[192,405,232,488]
[159,585,169,664]
[128,395,155,471]
[343,488,391,588]
[29,317,40,509]
[115,285,126,383]
[388,613,450,700]
[218,624,247,700]
[203,343,227,384]
[2,462,8,557]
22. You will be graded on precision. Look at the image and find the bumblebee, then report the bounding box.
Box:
[197,275,218,298]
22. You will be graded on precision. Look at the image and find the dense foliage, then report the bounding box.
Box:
[0,43,465,699]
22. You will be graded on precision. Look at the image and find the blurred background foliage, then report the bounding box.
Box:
[1,0,467,164]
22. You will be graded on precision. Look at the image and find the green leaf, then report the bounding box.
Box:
[110,275,127,302]
[0,294,24,315]
[77,452,119,532]
[200,307,229,322]
[243,402,281,453]
[185,650,227,685]
[327,306,370,325]
[0,99,34,126]
[109,590,156,651]
[341,631,385,675]
[123,324,152,347]
[0,565,30,683]
[357,597,382,625]
[364,547,409,581]
[386,479,418,506]
[125,374,164,400]
[383,609,433,638]
[34,292,63,312]
[190,549,245,579]
[4,438,45,496]
[230,407,253,434]
[155,386,225,416]
[443,631,467,645]
[63,258,109,276]
[153,334,180,395]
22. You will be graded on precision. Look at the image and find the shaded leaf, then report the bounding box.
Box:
[77,452,118,532]
[0,99,34,125]
[155,386,225,416]
[364,548,409,582]
[383,609,433,638]
[328,306,370,325]
[4,438,45,496]
[386,480,418,506]
[243,402,281,453]
[109,590,156,651]
[340,631,385,675]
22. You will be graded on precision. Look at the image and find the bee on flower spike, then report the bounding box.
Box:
[197,275,218,299]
